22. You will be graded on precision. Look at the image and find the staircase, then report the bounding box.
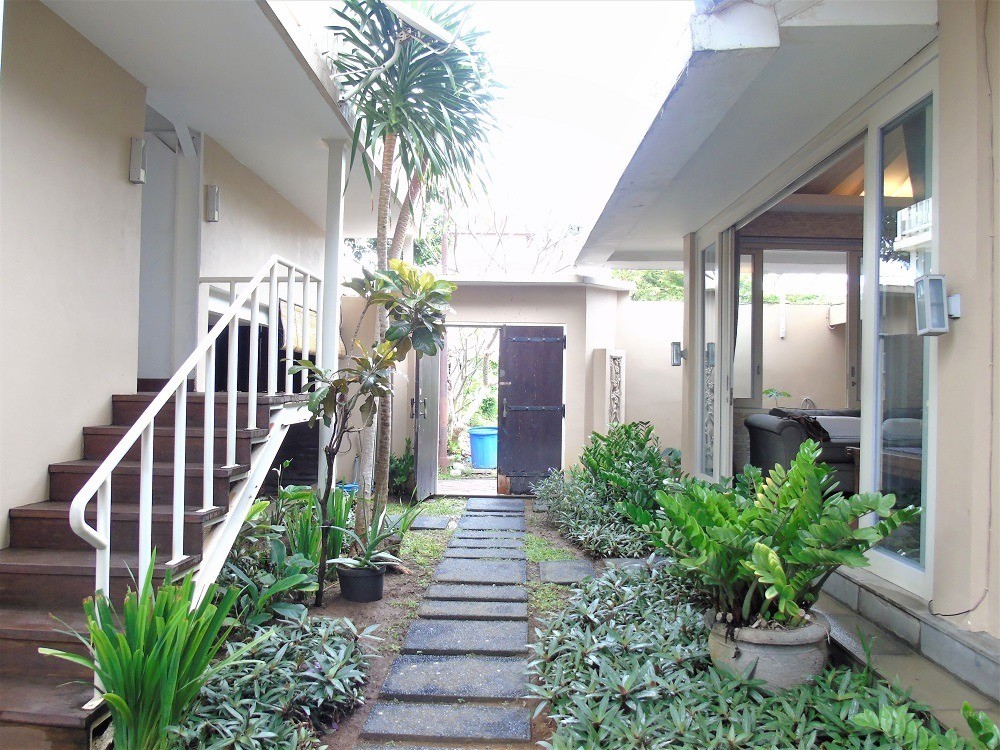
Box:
[0,256,323,748]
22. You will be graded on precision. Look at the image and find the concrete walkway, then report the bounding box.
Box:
[357,497,533,749]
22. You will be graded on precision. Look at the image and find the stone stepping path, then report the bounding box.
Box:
[361,501,534,748]
[443,547,526,560]
[466,497,525,513]
[539,559,595,584]
[434,558,526,584]
[418,599,527,620]
[387,515,452,530]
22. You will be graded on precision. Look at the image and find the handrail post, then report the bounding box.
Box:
[248,285,260,429]
[96,478,111,596]
[285,265,296,394]
[138,420,154,588]
[225,282,239,468]
[300,272,311,391]
[203,342,216,511]
[268,265,279,396]
[171,379,187,564]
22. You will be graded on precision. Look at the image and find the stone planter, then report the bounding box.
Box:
[708,620,829,692]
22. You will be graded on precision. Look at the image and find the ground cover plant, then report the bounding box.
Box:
[534,470,654,558]
[530,563,975,749]
[173,611,375,749]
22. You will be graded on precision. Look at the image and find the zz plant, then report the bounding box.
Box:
[581,421,679,510]
[623,440,920,626]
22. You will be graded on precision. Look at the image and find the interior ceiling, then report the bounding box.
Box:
[43,0,378,234]
[583,18,937,267]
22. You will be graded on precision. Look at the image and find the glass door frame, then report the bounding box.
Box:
[859,64,939,599]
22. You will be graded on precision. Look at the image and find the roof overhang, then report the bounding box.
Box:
[577,0,938,269]
[42,0,383,235]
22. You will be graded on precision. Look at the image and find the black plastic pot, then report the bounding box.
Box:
[336,565,385,603]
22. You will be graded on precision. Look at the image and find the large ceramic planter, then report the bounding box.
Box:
[708,620,829,692]
[337,565,385,603]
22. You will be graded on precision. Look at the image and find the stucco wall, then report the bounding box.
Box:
[934,0,999,637]
[200,136,325,278]
[0,0,146,544]
[617,301,685,450]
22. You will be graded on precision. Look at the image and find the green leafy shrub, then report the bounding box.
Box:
[388,438,415,498]
[530,563,969,750]
[534,470,654,558]
[623,441,919,626]
[963,703,1000,749]
[173,611,375,748]
[580,421,679,510]
[42,563,239,750]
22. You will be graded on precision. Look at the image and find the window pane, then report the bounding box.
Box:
[875,99,932,566]
[733,253,754,401]
[701,244,717,475]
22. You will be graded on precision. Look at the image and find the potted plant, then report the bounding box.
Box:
[623,440,920,691]
[291,260,454,605]
[330,505,421,602]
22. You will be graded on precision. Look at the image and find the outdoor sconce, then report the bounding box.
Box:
[205,185,221,222]
[914,274,949,336]
[129,138,147,184]
[670,342,687,367]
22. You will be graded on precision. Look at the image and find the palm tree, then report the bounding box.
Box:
[328,0,497,509]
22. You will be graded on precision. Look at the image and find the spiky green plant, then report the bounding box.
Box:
[40,562,239,750]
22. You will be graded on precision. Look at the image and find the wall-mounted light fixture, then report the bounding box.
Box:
[129,138,147,184]
[914,274,949,336]
[204,185,221,222]
[670,341,687,367]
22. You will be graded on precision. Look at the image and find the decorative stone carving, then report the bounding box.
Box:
[608,355,624,424]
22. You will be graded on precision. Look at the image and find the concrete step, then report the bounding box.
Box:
[424,584,527,602]
[538,559,595,584]
[380,655,529,701]
[434,559,526,585]
[418,599,527,621]
[448,538,523,549]
[465,498,525,513]
[452,530,523,541]
[457,516,526,532]
[443,547,526,560]
[402,619,528,657]
[361,701,531,745]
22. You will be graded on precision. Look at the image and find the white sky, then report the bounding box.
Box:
[457,1,694,231]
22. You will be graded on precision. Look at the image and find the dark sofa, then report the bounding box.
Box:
[744,408,861,491]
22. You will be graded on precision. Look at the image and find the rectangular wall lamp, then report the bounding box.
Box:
[205,185,221,222]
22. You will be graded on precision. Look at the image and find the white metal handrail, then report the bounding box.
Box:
[68,254,323,596]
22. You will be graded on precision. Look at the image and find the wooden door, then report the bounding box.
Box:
[414,353,440,501]
[497,325,565,494]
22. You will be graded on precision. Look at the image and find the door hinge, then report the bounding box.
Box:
[502,398,565,418]
[510,336,565,344]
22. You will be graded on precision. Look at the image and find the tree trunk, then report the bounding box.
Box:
[364,132,398,534]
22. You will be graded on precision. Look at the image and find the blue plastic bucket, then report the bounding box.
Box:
[337,482,359,496]
[468,427,498,469]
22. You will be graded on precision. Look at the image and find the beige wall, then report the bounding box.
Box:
[200,137,325,278]
[760,304,847,409]
[933,0,999,637]
[0,0,146,544]
[618,301,685,450]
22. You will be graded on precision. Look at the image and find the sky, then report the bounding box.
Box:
[456,1,694,233]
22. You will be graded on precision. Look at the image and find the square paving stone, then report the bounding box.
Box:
[362,701,531,743]
[380,654,529,700]
[387,514,451,530]
[402,619,528,656]
[466,497,525,513]
[539,559,595,584]
[435,558,526,585]
[418,599,527,620]
[448,538,523,549]
[425,584,527,602]
[444,547,526,560]
[457,516,526,531]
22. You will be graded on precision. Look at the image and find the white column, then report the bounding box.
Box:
[401,231,415,264]
[318,139,348,495]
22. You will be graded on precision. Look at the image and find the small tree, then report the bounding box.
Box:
[292,260,454,605]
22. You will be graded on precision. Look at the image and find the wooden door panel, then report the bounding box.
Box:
[497,325,565,494]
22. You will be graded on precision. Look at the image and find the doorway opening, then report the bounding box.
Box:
[439,325,501,497]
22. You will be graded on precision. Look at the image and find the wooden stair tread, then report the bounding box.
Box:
[0,605,88,641]
[0,548,200,576]
[9,500,226,522]
[115,391,308,404]
[0,675,104,728]
[83,425,270,439]
[49,460,248,477]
